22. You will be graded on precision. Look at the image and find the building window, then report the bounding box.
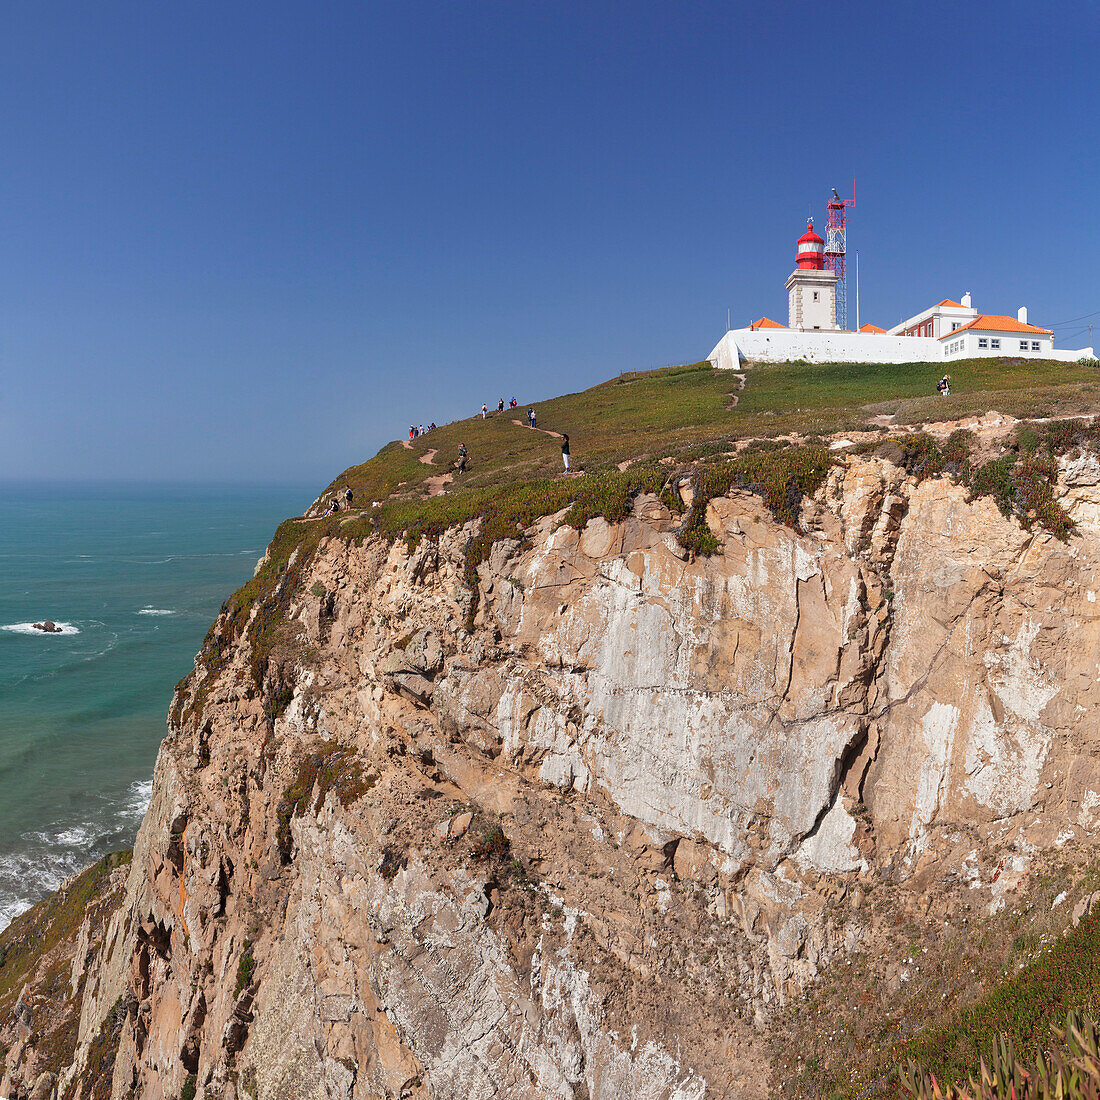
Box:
[952,322,960,330]
[812,291,819,301]
[991,339,1000,349]
[978,338,988,348]
[1032,341,1041,351]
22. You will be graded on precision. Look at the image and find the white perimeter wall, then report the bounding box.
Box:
[707,328,1094,369]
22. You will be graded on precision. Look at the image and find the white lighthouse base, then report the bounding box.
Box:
[706,328,1094,370]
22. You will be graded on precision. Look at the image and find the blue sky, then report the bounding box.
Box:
[1,1,1097,484]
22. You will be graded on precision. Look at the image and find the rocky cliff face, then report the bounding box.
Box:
[7,448,1100,1099]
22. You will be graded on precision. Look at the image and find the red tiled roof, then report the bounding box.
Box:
[859,323,886,333]
[936,299,965,308]
[938,314,1053,339]
[750,316,787,330]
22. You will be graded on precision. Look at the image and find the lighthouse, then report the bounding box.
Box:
[786,219,839,330]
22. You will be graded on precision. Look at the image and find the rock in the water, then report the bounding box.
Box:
[32,621,61,633]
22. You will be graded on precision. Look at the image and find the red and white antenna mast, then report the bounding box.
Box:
[825,188,855,329]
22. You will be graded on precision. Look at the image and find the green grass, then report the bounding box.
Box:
[321,356,1100,512]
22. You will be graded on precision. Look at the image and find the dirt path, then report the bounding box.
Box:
[511,419,563,439]
[419,449,437,465]
[401,440,412,449]
[423,472,453,496]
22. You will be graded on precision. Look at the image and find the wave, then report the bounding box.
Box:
[2,621,80,636]
[122,778,154,820]
[137,608,174,616]
[0,776,154,931]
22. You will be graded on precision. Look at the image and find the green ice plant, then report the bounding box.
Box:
[902,1013,1100,1100]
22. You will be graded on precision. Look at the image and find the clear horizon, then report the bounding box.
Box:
[1,1,1096,485]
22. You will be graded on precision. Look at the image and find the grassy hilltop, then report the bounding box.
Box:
[321,355,1100,509]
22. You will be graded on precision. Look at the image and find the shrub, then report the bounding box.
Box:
[472,825,510,861]
[678,445,832,555]
[968,454,1074,541]
[275,743,375,857]
[902,1012,1100,1100]
[235,941,254,996]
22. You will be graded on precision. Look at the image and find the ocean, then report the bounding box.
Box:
[0,482,311,930]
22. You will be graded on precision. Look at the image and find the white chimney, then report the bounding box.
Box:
[1018,306,1028,324]
[961,291,972,309]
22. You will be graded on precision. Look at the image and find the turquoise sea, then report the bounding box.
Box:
[0,482,310,929]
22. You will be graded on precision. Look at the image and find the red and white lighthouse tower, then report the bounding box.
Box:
[796,220,825,270]
[786,217,839,331]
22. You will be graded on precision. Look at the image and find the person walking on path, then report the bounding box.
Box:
[527,408,537,429]
[481,404,488,419]
[497,397,504,412]
[343,484,353,510]
[510,397,517,408]
[561,434,570,472]
[456,443,468,472]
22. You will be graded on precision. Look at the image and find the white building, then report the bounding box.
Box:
[706,218,1092,368]
[890,294,977,338]
[938,309,1054,359]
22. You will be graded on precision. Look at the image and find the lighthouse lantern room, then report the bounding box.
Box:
[796,221,826,269]
[786,218,839,331]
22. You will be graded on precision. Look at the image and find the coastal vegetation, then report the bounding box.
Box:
[769,859,1100,1099]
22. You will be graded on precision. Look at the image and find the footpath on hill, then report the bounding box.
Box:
[308,355,1100,520]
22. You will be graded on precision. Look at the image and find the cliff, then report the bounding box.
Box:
[7,361,1100,1098]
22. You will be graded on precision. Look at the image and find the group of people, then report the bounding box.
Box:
[322,484,355,515]
[402,395,572,481]
[480,397,519,418]
[937,374,952,396]
[455,432,570,475]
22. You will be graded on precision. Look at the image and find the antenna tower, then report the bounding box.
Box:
[825,189,855,329]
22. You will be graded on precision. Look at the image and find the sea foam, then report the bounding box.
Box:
[137,608,174,616]
[2,621,80,636]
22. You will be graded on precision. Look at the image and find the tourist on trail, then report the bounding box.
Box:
[481,404,488,419]
[937,374,951,396]
[409,426,415,441]
[457,443,468,472]
[497,398,505,412]
[561,434,570,472]
[527,408,537,429]
[510,397,517,408]
[343,484,353,510]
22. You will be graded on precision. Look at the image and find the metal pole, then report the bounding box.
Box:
[855,250,860,331]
